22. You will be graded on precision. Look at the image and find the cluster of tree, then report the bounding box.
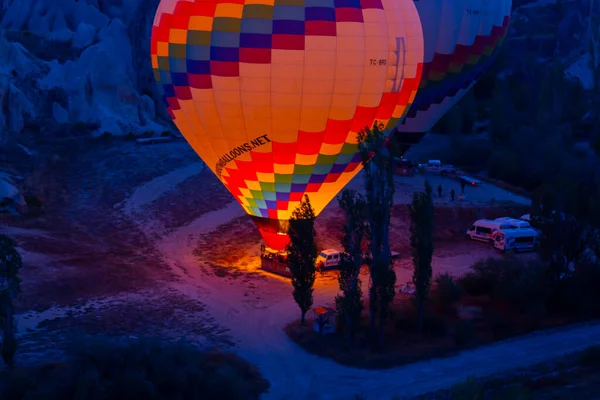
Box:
[0,234,20,372]
[431,29,600,197]
[2,337,270,400]
[286,123,436,348]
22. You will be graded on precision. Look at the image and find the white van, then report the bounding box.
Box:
[493,228,539,252]
[466,219,514,243]
[316,249,341,270]
[494,217,531,229]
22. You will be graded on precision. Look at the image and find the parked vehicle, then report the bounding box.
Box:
[395,157,415,176]
[466,219,514,243]
[317,249,342,270]
[493,228,539,252]
[494,217,531,229]
[456,175,482,186]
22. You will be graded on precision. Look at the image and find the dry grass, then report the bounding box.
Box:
[150,170,234,230]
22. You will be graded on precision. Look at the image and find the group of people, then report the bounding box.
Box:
[436,180,466,201]
[259,245,287,264]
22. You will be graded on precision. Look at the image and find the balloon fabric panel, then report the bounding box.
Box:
[151,0,424,238]
[397,0,511,136]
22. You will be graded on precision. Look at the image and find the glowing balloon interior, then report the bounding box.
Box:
[151,0,424,250]
[395,0,511,151]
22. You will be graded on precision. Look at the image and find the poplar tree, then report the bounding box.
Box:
[286,195,318,326]
[357,122,396,347]
[408,181,434,334]
[336,189,367,344]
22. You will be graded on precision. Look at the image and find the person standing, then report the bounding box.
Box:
[450,188,455,201]
[460,180,466,194]
[437,183,442,198]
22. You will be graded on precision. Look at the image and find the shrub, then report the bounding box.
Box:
[562,263,600,318]
[394,312,447,337]
[493,383,530,399]
[487,312,517,341]
[457,271,493,297]
[394,315,418,333]
[2,337,269,400]
[453,320,476,348]
[449,377,484,400]
[435,273,464,304]
[579,346,600,367]
[423,316,448,338]
[458,258,547,313]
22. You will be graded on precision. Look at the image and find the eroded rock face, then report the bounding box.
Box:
[0,172,25,215]
[0,0,167,135]
[0,32,39,133]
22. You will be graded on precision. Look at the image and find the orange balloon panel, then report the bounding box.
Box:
[151,0,423,248]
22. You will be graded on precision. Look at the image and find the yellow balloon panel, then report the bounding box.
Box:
[151,0,424,222]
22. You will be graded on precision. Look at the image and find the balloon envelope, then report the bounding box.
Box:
[394,0,511,151]
[151,0,424,250]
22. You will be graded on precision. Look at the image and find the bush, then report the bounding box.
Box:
[579,346,600,367]
[487,312,517,341]
[457,272,493,297]
[458,258,547,313]
[449,377,484,400]
[494,383,530,399]
[435,273,464,304]
[562,263,600,317]
[2,337,270,400]
[453,320,476,348]
[423,316,448,338]
[394,313,447,337]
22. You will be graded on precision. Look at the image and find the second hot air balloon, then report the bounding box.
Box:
[394,0,511,153]
[151,0,424,250]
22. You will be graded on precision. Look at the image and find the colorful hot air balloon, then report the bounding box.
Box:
[394,0,511,153]
[151,0,424,250]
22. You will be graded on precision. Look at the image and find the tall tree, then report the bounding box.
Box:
[408,181,435,334]
[532,187,587,287]
[286,195,318,326]
[357,122,396,347]
[0,234,21,371]
[336,189,367,344]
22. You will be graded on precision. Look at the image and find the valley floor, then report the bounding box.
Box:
[1,139,597,400]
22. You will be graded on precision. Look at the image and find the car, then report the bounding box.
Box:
[316,249,341,270]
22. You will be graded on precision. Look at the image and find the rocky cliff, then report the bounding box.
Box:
[0,0,166,137]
